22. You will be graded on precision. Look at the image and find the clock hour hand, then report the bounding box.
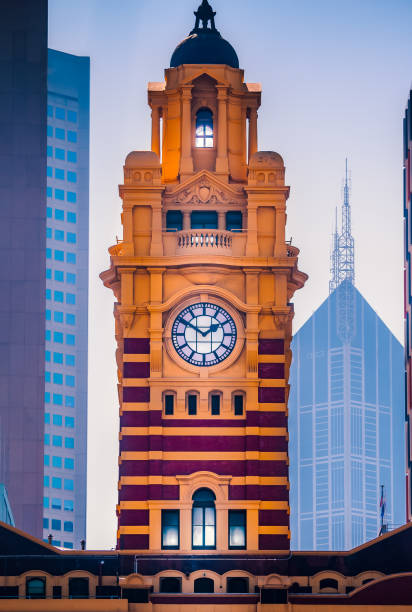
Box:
[178,317,199,334]
[199,323,220,337]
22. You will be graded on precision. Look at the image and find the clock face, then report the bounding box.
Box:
[171,302,237,367]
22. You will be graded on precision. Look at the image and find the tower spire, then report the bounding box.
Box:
[191,0,217,33]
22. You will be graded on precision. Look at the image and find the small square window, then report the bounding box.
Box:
[47,145,53,157]
[52,435,62,447]
[67,273,76,284]
[55,189,64,200]
[51,498,61,509]
[44,454,50,465]
[67,232,76,244]
[55,168,64,180]
[53,373,63,385]
[55,148,65,160]
[65,437,74,449]
[47,166,52,177]
[53,393,63,406]
[67,110,77,123]
[67,171,77,183]
[52,477,62,490]
[188,394,197,415]
[43,497,49,508]
[52,456,62,468]
[43,517,49,529]
[67,131,77,143]
[66,334,75,346]
[47,186,52,198]
[46,268,52,279]
[67,191,76,203]
[65,375,75,388]
[55,128,65,140]
[47,125,53,137]
[67,151,77,163]
[165,394,174,415]
[53,414,62,426]
[55,250,64,261]
[67,252,76,264]
[54,291,64,303]
[64,499,74,512]
[54,311,63,323]
[66,293,76,305]
[55,229,64,241]
[46,207,52,219]
[55,270,64,282]
[46,248,52,259]
[211,394,220,416]
[47,105,53,118]
[66,355,75,367]
[64,479,74,491]
[67,212,76,223]
[66,314,76,325]
[53,352,63,364]
[51,518,61,530]
[55,209,64,220]
[64,457,74,469]
[64,521,74,532]
[44,475,50,487]
[65,395,75,407]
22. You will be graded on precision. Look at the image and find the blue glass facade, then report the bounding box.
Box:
[44,50,89,549]
[289,282,405,550]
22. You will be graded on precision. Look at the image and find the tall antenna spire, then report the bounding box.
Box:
[329,159,356,343]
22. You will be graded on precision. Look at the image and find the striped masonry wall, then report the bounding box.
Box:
[117,337,289,551]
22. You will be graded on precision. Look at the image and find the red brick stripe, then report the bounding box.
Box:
[119,484,179,501]
[258,387,285,403]
[123,362,150,378]
[124,338,150,354]
[259,510,289,526]
[258,363,285,379]
[119,534,149,549]
[259,534,289,550]
[123,387,150,403]
[117,509,149,526]
[258,339,284,355]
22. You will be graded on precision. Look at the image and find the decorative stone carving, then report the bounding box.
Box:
[272,307,293,331]
[167,175,245,207]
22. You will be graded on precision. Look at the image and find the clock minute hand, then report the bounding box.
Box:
[199,323,220,337]
[178,317,199,334]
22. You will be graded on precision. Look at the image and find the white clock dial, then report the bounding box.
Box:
[171,302,237,367]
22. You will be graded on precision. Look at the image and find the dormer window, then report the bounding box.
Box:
[196,108,213,148]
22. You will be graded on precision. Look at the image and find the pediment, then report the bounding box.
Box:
[164,171,246,207]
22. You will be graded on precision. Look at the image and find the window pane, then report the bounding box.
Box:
[229,526,246,548]
[165,395,174,415]
[193,507,203,525]
[205,507,215,526]
[193,525,203,547]
[205,525,215,546]
[163,525,178,547]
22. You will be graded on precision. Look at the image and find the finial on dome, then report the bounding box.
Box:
[191,0,217,34]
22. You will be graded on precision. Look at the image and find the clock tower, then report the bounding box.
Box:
[101,0,307,570]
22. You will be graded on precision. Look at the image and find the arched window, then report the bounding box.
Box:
[160,577,182,593]
[26,578,45,599]
[195,108,213,148]
[69,577,89,599]
[319,578,338,591]
[227,577,249,593]
[194,577,214,593]
[192,488,216,549]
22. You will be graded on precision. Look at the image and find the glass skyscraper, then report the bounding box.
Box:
[43,49,89,549]
[289,282,405,550]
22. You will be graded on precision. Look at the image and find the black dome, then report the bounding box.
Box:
[170,0,239,69]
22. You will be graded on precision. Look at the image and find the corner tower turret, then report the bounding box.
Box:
[101,0,307,572]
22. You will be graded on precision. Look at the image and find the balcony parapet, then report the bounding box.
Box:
[176,229,233,254]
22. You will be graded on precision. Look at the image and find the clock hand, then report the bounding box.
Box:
[199,323,220,337]
[178,317,199,333]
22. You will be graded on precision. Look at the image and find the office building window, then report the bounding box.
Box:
[44,434,50,445]
[46,207,52,218]
[55,189,64,200]
[66,355,75,367]
[51,498,61,509]
[43,497,49,508]
[162,510,179,549]
[66,293,76,305]
[64,479,74,491]
[55,168,64,180]
[46,227,52,238]
[45,350,51,362]
[64,499,74,512]
[54,331,63,343]
[47,166,52,177]
[66,314,76,325]
[45,371,51,383]
[45,392,51,404]
[47,186,52,198]
[55,270,64,282]
[53,352,63,364]
[65,396,75,407]
[65,437,74,449]
[54,312,63,324]
[65,416,75,428]
[67,273,76,284]
[52,436,62,448]
[54,291,63,303]
[67,110,77,122]
[67,171,77,183]
[55,209,64,220]
[52,414,62,426]
[53,394,63,405]
[64,542,73,549]
[192,488,216,549]
[44,476,49,487]
[44,454,50,465]
[67,252,76,264]
[67,232,76,244]
[67,191,76,203]
[228,510,246,549]
[67,151,77,163]
[55,148,65,160]
[46,247,52,258]
[67,212,76,223]
[55,250,64,261]
[55,230,64,241]
[64,458,74,469]
[55,128,65,140]
[47,145,53,157]
[55,107,65,120]
[64,521,74,532]
[67,131,77,143]
[52,456,62,468]
[47,105,53,117]
[66,334,75,346]
[47,125,53,137]
[51,518,61,530]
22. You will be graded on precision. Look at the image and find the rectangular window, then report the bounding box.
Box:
[53,414,62,426]
[45,391,50,404]
[45,350,51,361]
[65,437,74,449]
[66,314,76,325]
[64,542,73,549]
[67,252,76,264]
[67,151,77,163]
[43,518,49,529]
[46,248,52,259]
[46,268,52,279]
[46,289,51,301]
[66,293,76,305]
[45,329,51,341]
[52,477,62,490]
[44,454,49,465]
[67,273,76,284]
[47,105,53,118]
[67,130,77,143]
[64,521,74,532]
[53,394,63,406]
[65,396,75,407]
[162,510,179,549]
[55,189,64,200]
[47,145,53,157]
[55,250,64,261]
[55,128,65,140]
[65,376,75,388]
[54,311,63,323]
[51,498,61,509]
[46,227,52,238]
[64,499,74,512]
[55,270,64,282]
[46,207,52,219]
[211,394,220,415]
[165,394,174,415]
[47,125,53,137]
[66,334,75,346]
[64,457,74,469]
[66,355,75,367]
[55,107,65,120]
[67,171,77,183]
[67,110,77,123]
[64,479,74,491]
[188,394,197,415]
[67,191,76,203]
[47,186,52,198]
[52,456,62,468]
[67,232,76,244]
[53,352,63,364]
[45,371,51,383]
[234,395,244,416]
[54,291,64,303]
[53,435,62,447]
[55,229,64,241]
[44,434,50,445]
[67,212,76,223]
[44,475,50,487]
[47,166,52,177]
[55,168,64,180]
[44,497,49,508]
[55,208,64,220]
[55,148,65,160]
[229,510,246,549]
[52,518,61,530]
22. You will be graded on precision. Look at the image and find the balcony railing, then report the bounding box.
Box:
[176,229,233,254]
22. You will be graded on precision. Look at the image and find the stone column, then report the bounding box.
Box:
[183,211,191,230]
[248,107,258,162]
[150,203,163,256]
[151,106,161,157]
[218,211,226,230]
[216,86,229,175]
[180,85,194,177]
[246,204,259,257]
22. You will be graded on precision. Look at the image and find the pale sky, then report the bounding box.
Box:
[48,0,412,549]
